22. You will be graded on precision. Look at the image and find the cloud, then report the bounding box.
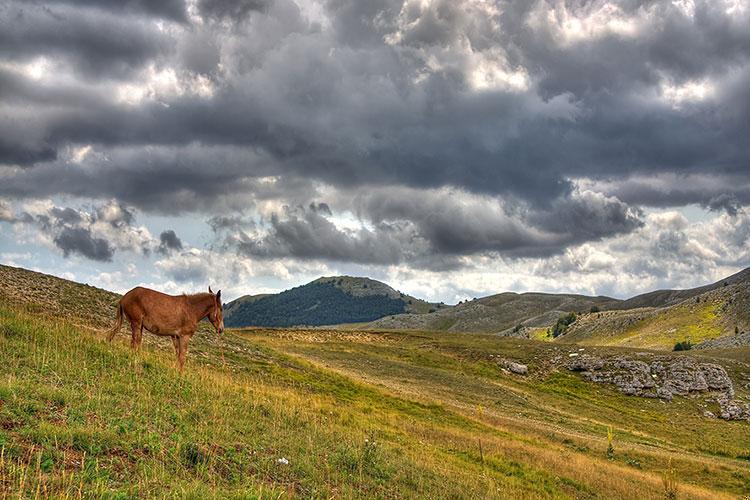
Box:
[213,186,642,268]
[158,229,183,255]
[0,200,16,222]
[705,193,742,216]
[0,0,748,286]
[0,3,173,79]
[3,199,156,261]
[44,0,189,23]
[198,0,270,21]
[53,226,114,261]
[0,0,747,209]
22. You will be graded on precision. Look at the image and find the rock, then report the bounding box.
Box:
[565,353,748,420]
[717,396,750,420]
[703,410,715,418]
[567,354,605,371]
[694,331,750,350]
[701,364,734,394]
[497,358,528,375]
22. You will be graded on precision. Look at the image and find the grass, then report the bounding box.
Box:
[0,306,619,498]
[566,302,724,350]
[0,263,749,497]
[239,328,750,498]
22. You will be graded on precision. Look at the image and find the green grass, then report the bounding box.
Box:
[0,305,613,498]
[0,292,749,497]
[567,303,724,350]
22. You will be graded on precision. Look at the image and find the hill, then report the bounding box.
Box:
[0,264,748,497]
[613,267,750,310]
[364,291,618,334]
[224,276,437,328]
[361,268,750,351]
[557,276,750,350]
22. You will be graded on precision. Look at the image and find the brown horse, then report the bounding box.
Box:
[108,286,224,371]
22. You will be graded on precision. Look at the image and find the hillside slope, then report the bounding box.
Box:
[558,278,750,350]
[364,291,618,334]
[224,276,437,327]
[613,267,750,310]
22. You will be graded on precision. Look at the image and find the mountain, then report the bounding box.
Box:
[358,267,750,350]
[226,267,750,347]
[365,291,618,334]
[224,276,438,328]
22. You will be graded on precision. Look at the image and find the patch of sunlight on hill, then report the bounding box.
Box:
[581,303,723,349]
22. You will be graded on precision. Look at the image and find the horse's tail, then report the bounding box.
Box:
[107,302,124,341]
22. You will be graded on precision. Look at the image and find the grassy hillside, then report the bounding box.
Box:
[559,279,750,350]
[365,292,617,334]
[224,276,437,328]
[0,265,749,497]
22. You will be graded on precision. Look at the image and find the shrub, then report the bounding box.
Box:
[673,340,692,351]
[590,306,600,313]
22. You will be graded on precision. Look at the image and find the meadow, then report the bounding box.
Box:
[0,265,748,498]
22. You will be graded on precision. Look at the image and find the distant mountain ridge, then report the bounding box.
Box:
[364,291,618,334]
[225,268,750,339]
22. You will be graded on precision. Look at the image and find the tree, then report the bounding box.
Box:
[552,312,577,338]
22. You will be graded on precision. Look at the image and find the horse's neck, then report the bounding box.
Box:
[187,294,214,321]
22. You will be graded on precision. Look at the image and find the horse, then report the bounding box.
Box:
[108,286,224,371]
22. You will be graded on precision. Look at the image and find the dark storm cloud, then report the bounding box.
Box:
[0,3,172,78]
[222,186,643,267]
[199,0,270,20]
[585,172,750,210]
[233,206,422,265]
[39,0,188,22]
[705,194,742,217]
[53,227,114,261]
[158,229,183,255]
[1,0,749,264]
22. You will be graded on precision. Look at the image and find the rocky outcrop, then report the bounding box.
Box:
[496,358,528,375]
[566,354,749,420]
[694,331,750,349]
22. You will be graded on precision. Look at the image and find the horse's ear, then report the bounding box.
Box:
[216,290,221,302]
[208,286,213,294]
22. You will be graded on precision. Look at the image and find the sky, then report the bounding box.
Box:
[1,0,749,304]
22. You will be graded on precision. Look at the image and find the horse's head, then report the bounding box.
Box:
[208,286,224,335]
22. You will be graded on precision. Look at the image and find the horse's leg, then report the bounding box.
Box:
[177,335,191,372]
[171,336,179,355]
[135,320,144,351]
[129,318,141,350]
[171,336,180,367]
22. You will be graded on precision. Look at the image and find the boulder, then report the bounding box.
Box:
[497,358,528,375]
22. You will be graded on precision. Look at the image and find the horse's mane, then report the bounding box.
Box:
[182,292,214,300]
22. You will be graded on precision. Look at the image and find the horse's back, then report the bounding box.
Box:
[121,287,182,311]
